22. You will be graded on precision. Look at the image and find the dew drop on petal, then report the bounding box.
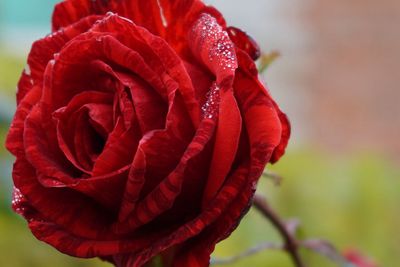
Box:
[24,64,31,76]
[194,13,238,72]
[202,83,220,120]
[156,0,168,27]
[12,187,26,215]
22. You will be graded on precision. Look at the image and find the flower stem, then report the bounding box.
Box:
[253,195,305,267]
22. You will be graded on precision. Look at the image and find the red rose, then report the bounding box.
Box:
[6,0,290,266]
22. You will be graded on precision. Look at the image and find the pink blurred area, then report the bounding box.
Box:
[306,0,400,159]
[344,249,378,267]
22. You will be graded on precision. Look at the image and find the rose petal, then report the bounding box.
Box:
[184,61,214,105]
[235,50,290,163]
[28,219,162,258]
[6,86,41,157]
[115,92,195,231]
[168,51,287,267]
[12,158,115,239]
[227,27,261,61]
[91,59,168,134]
[173,174,254,267]
[114,117,215,234]
[17,15,101,104]
[91,14,201,126]
[52,0,224,55]
[54,91,113,173]
[16,71,34,106]
[52,0,107,31]
[202,86,242,206]
[24,61,81,185]
[164,63,285,265]
[118,147,146,222]
[188,13,238,87]
[270,104,291,163]
[92,119,140,176]
[12,187,39,221]
[72,165,130,210]
[119,72,168,134]
[48,26,175,111]
[122,162,250,266]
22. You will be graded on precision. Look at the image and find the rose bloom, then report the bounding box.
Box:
[6,0,290,266]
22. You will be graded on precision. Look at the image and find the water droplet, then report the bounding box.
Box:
[24,64,31,76]
[195,14,238,72]
[12,187,26,214]
[202,83,220,120]
[156,0,168,27]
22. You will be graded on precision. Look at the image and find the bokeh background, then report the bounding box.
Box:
[1,0,399,266]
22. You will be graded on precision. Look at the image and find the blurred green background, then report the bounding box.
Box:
[0,0,399,266]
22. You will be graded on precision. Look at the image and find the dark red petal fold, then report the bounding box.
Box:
[227,27,261,61]
[92,119,139,176]
[12,158,114,239]
[115,163,250,266]
[170,59,285,266]
[202,86,241,206]
[114,91,195,232]
[235,50,290,163]
[54,91,113,173]
[6,86,41,157]
[18,15,101,104]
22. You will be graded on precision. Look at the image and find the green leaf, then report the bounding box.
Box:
[258,51,280,74]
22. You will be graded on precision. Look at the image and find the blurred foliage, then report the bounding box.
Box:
[215,150,400,266]
[0,47,24,95]
[258,51,281,74]
[0,46,399,267]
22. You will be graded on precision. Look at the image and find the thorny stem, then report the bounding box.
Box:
[253,195,305,267]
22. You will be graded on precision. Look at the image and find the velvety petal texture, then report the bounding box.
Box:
[6,1,290,267]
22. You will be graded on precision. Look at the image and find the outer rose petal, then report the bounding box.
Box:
[234,49,290,163]
[17,15,101,104]
[188,13,243,206]
[12,158,116,240]
[114,163,250,267]
[227,27,261,61]
[188,13,238,86]
[6,86,41,157]
[52,0,226,59]
[270,105,290,163]
[170,55,285,267]
[8,16,103,163]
